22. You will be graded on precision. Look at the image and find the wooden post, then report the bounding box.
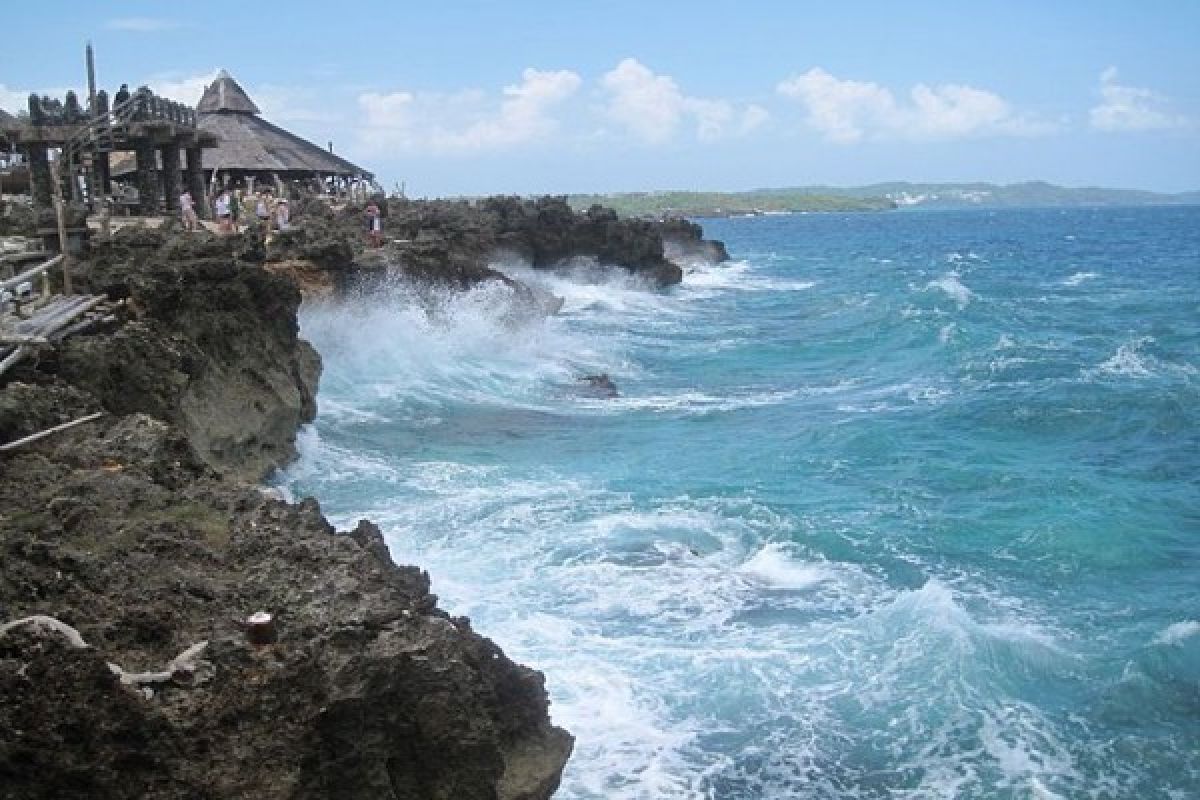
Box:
[50,157,73,295]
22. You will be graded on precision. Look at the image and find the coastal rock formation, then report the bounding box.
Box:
[659,217,731,265]
[0,230,573,799]
[250,193,726,298]
[63,227,319,482]
[354,195,724,289]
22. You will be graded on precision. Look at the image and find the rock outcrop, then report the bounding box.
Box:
[0,229,573,799]
[263,194,727,294]
[63,227,319,482]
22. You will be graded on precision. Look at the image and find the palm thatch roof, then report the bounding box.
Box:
[196,70,371,179]
[197,70,260,115]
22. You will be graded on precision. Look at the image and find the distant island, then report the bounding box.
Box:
[569,181,1200,217]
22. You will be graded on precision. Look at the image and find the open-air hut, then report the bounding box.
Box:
[196,70,374,197]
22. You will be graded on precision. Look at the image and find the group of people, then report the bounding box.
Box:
[178,187,290,235]
[178,188,386,248]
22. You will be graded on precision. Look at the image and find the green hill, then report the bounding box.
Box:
[569,182,1199,217]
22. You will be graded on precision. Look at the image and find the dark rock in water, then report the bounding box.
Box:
[581,373,619,398]
[660,217,730,264]
[0,230,573,798]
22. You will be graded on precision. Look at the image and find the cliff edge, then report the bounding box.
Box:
[0,228,573,799]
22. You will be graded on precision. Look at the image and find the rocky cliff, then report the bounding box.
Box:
[0,228,572,799]
[263,194,728,293]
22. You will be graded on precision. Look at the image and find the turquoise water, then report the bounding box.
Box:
[279,207,1200,799]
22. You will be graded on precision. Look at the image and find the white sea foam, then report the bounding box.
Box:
[1095,336,1154,377]
[580,388,798,416]
[1154,620,1200,646]
[275,239,1147,798]
[682,259,816,294]
[737,543,832,589]
[926,271,974,309]
[300,278,627,413]
[1062,271,1098,286]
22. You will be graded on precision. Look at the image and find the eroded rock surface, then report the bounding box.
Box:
[0,229,573,799]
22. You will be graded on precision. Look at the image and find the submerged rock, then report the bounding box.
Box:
[580,373,619,398]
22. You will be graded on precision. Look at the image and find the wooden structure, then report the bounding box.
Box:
[0,85,216,217]
[0,108,27,194]
[195,70,375,195]
[0,252,111,379]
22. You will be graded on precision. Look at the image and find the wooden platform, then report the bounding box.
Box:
[1,256,112,378]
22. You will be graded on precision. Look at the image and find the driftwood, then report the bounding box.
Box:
[0,411,105,453]
[0,614,212,689]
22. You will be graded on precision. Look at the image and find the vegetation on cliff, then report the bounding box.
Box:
[569,189,896,217]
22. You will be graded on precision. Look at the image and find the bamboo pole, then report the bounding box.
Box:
[0,345,30,377]
[0,412,105,453]
[0,255,62,293]
[50,157,73,295]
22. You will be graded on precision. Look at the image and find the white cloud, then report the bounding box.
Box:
[358,68,581,154]
[599,58,760,143]
[106,17,180,33]
[740,104,771,136]
[146,71,336,124]
[0,83,73,115]
[777,67,1052,143]
[1089,67,1185,131]
[148,71,218,105]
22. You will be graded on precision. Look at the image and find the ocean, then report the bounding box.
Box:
[277,206,1200,799]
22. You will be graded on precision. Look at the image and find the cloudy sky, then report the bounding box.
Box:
[3,1,1197,196]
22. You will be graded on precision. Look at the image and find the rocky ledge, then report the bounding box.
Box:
[0,228,572,799]
[262,193,727,294]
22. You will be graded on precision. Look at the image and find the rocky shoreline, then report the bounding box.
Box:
[0,196,726,798]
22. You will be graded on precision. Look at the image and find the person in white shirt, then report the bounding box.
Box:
[274,198,290,231]
[180,191,199,231]
[214,189,232,233]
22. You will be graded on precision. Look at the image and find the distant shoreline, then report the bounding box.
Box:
[569,181,1200,218]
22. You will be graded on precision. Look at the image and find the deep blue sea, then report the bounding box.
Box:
[279,207,1200,799]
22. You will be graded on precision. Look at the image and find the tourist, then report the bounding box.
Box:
[365,203,383,248]
[274,198,290,231]
[255,191,272,232]
[180,190,198,232]
[214,189,232,233]
[230,188,243,233]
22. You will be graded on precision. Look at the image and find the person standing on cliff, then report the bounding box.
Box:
[180,190,199,232]
[214,189,232,233]
[365,203,383,248]
[255,190,272,232]
[230,188,243,233]
[274,198,290,231]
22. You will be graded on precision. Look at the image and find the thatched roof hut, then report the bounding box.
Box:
[196,70,373,184]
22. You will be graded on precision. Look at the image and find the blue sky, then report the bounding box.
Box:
[3,1,1198,196]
